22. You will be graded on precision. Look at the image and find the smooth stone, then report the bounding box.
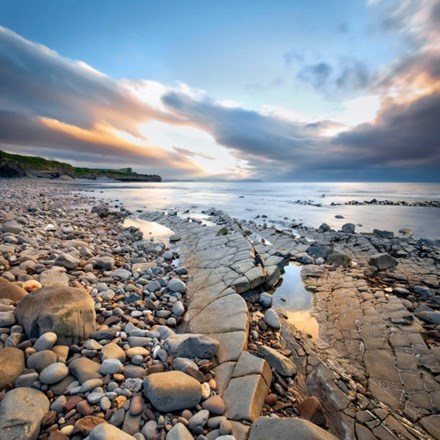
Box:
[0,347,25,390]
[166,423,194,440]
[69,357,102,383]
[167,278,187,293]
[129,395,144,416]
[0,277,27,302]
[202,395,226,415]
[258,292,272,308]
[89,423,136,440]
[40,362,69,384]
[15,372,39,388]
[142,420,158,439]
[81,378,104,393]
[51,395,67,413]
[0,311,15,327]
[112,268,132,281]
[188,409,210,429]
[124,365,147,379]
[172,301,185,316]
[100,358,124,375]
[27,350,58,372]
[54,253,79,270]
[263,308,281,329]
[0,387,49,440]
[34,332,57,351]
[143,371,202,412]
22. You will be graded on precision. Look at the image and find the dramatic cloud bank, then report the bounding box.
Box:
[0,0,439,181]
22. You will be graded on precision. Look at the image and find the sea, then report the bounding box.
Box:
[75,181,440,240]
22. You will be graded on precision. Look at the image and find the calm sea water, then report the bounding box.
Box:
[77,181,440,239]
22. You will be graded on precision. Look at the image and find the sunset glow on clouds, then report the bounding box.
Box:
[0,0,439,181]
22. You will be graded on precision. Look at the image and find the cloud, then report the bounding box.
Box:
[297,58,371,95]
[297,62,333,90]
[335,91,440,168]
[161,84,439,180]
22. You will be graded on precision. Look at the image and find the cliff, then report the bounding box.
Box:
[0,150,161,182]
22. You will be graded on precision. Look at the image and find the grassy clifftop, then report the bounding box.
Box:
[0,150,161,181]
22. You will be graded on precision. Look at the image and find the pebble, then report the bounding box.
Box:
[39,362,69,385]
[99,358,124,375]
[263,308,281,329]
[167,278,187,293]
[34,332,57,351]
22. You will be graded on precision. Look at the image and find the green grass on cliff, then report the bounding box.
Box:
[0,150,75,174]
[0,149,161,181]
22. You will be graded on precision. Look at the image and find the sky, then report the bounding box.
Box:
[0,0,439,181]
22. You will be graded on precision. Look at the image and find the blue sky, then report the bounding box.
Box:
[0,0,439,180]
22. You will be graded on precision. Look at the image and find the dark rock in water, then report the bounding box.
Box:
[0,278,27,301]
[307,243,333,259]
[335,215,344,219]
[249,417,337,440]
[341,223,355,234]
[15,286,96,345]
[373,229,394,239]
[0,347,25,390]
[318,223,331,232]
[0,387,49,440]
[368,253,397,270]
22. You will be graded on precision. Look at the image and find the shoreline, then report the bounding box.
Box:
[0,179,438,440]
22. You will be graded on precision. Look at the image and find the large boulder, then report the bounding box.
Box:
[0,347,25,390]
[143,371,202,412]
[0,387,49,440]
[249,417,337,440]
[15,286,96,345]
[0,278,27,301]
[368,253,397,270]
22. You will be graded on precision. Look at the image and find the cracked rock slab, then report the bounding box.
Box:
[249,417,338,440]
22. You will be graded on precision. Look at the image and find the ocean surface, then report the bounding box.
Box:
[76,181,440,239]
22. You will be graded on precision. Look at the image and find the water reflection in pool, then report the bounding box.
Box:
[124,218,175,245]
[272,263,319,339]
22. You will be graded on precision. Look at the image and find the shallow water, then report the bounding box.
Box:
[272,263,319,339]
[77,181,440,239]
[123,218,175,245]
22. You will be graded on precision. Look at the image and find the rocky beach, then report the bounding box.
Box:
[0,178,439,440]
